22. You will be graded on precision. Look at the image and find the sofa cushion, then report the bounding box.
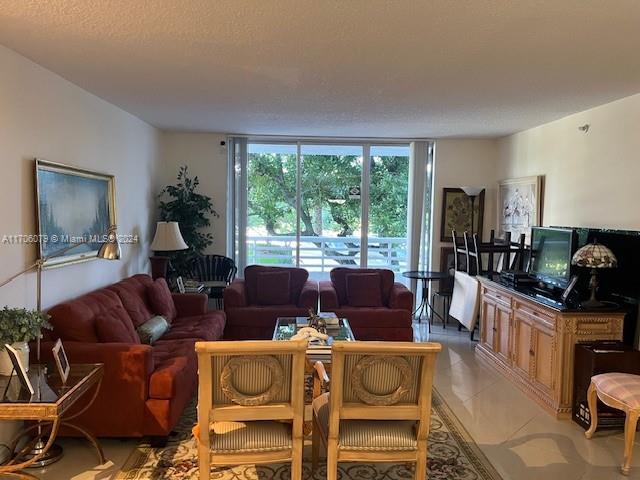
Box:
[149,340,197,399]
[94,305,140,344]
[163,312,226,342]
[148,278,177,322]
[346,273,383,307]
[107,274,155,328]
[256,271,291,305]
[47,289,126,343]
[244,266,308,305]
[330,268,395,306]
[136,315,170,345]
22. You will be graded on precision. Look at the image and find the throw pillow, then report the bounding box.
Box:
[95,305,140,343]
[346,273,383,307]
[136,315,170,345]
[148,278,178,322]
[256,271,291,305]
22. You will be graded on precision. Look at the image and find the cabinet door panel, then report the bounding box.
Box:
[481,298,497,353]
[533,325,555,392]
[495,304,512,364]
[513,313,532,377]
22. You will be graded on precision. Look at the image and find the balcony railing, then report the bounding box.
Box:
[246,235,408,277]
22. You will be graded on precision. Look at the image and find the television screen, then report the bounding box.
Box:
[530,227,575,288]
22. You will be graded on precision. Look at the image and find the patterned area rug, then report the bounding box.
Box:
[117,389,502,479]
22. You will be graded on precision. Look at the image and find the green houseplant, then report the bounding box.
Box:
[0,307,52,375]
[158,166,219,275]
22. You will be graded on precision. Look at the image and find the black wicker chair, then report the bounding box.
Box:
[190,255,237,309]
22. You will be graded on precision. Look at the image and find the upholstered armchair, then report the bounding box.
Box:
[311,341,441,480]
[193,340,308,480]
[319,268,413,341]
[223,265,319,340]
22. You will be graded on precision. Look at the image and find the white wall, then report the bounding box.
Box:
[0,45,160,444]
[431,138,500,269]
[158,132,228,255]
[497,93,640,230]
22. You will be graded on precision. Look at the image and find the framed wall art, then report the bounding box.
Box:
[497,175,543,244]
[440,188,485,242]
[35,159,116,268]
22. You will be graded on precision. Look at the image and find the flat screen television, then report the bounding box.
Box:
[529,227,577,289]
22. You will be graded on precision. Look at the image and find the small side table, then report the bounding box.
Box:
[0,363,105,479]
[402,270,451,331]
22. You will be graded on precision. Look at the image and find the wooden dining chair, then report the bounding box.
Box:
[311,341,441,480]
[193,340,307,480]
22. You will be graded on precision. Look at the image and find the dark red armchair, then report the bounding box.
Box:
[319,268,413,341]
[223,265,319,339]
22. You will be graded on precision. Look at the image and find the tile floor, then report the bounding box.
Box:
[36,324,640,479]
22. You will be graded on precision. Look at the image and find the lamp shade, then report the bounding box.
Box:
[150,222,188,252]
[461,186,484,197]
[571,242,617,269]
[97,225,121,260]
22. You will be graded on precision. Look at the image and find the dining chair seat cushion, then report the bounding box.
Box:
[208,420,292,454]
[592,373,640,409]
[313,393,417,451]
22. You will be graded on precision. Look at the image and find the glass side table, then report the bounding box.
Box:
[0,363,105,479]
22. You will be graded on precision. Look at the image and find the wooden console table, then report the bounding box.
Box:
[476,278,624,418]
[0,363,105,479]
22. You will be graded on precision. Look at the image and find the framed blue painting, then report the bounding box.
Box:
[35,159,117,268]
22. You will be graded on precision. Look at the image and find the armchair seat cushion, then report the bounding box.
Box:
[162,312,226,342]
[313,393,417,451]
[209,421,292,454]
[592,373,640,409]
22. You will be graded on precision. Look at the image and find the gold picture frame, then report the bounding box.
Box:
[35,159,117,268]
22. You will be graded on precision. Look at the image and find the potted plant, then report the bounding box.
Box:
[158,166,219,276]
[0,307,52,375]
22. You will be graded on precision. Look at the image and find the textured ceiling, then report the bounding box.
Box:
[1,1,640,137]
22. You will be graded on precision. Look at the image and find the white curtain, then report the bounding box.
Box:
[226,136,247,272]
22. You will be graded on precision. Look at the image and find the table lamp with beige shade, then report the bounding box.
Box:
[149,221,188,280]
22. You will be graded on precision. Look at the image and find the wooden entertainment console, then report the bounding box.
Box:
[476,277,625,418]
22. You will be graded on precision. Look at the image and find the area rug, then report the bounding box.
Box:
[116,389,502,479]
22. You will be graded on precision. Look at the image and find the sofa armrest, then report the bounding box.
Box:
[223,279,248,308]
[35,341,154,399]
[319,281,339,310]
[298,280,319,310]
[172,293,208,317]
[389,282,414,311]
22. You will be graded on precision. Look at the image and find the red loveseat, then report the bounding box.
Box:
[319,268,414,341]
[38,274,225,440]
[223,265,319,339]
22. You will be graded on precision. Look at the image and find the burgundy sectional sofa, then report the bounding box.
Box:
[39,274,225,439]
[223,265,319,339]
[319,267,414,341]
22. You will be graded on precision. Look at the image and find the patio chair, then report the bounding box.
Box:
[190,255,237,309]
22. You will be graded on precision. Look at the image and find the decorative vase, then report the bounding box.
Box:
[0,341,30,376]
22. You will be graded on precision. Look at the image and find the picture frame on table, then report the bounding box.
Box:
[440,188,485,242]
[52,339,70,385]
[4,344,34,395]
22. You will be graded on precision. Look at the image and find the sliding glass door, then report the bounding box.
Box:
[233,139,431,280]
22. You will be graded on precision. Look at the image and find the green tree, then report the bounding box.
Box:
[247,153,408,265]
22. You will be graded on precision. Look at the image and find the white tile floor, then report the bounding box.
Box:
[37,324,640,479]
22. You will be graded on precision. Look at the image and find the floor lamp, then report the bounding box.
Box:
[0,225,121,466]
[461,186,484,235]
